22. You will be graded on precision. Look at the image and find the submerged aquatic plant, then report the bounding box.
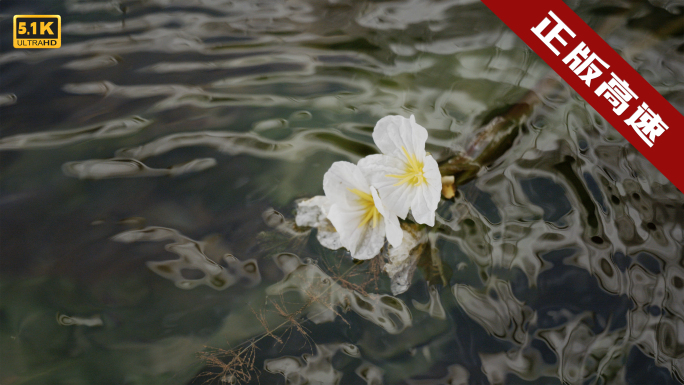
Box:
[198,343,259,385]
[199,253,411,383]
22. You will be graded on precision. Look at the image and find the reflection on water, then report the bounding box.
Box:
[113,226,261,290]
[1,0,683,384]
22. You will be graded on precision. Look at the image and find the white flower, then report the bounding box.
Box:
[358,115,441,226]
[323,161,403,260]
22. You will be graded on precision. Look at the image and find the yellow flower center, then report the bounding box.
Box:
[348,188,380,228]
[387,147,426,186]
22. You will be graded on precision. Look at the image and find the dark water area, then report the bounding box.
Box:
[1,0,683,384]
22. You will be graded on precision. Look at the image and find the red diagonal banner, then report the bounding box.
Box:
[481,0,684,192]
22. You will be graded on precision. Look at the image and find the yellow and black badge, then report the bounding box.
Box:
[13,15,61,49]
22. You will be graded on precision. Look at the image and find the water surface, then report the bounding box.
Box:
[1,0,684,384]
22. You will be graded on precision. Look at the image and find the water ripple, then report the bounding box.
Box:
[2,0,683,383]
[62,157,216,179]
[0,116,150,150]
[113,226,260,290]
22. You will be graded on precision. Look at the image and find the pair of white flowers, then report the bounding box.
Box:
[322,115,441,260]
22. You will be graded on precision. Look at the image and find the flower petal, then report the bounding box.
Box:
[357,154,397,183]
[295,195,332,228]
[323,161,372,209]
[408,155,441,226]
[358,154,412,219]
[370,186,403,248]
[423,154,442,202]
[295,196,344,250]
[328,203,385,260]
[409,185,435,226]
[372,115,428,161]
[316,224,343,250]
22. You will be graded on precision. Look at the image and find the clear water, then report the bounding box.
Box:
[1,0,683,384]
